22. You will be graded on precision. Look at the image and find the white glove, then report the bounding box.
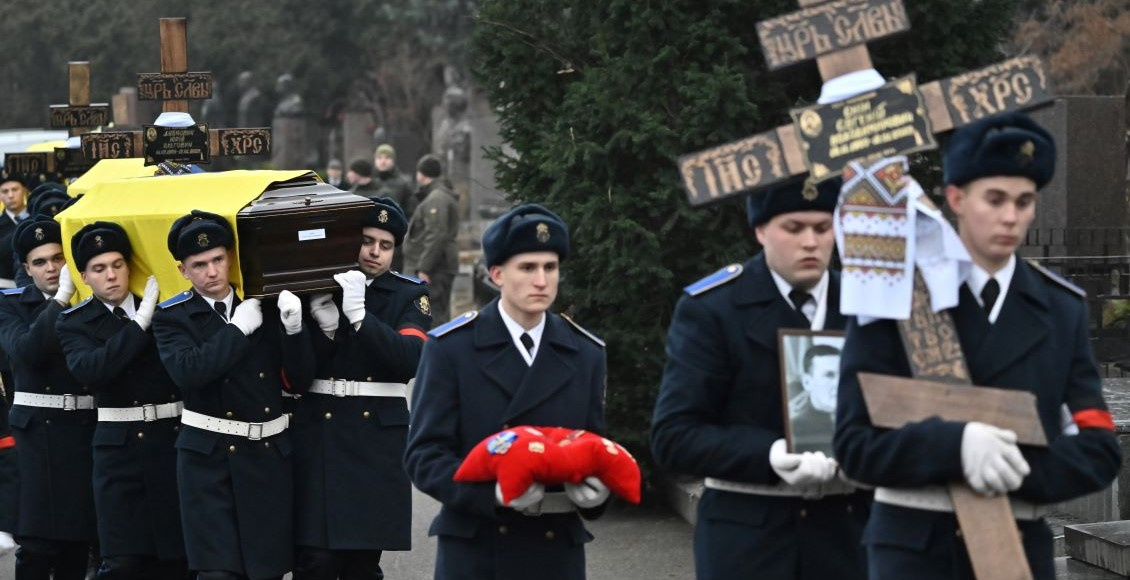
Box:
[0,531,15,556]
[497,482,545,513]
[769,438,838,485]
[229,298,262,336]
[277,290,302,335]
[961,422,1030,496]
[334,270,367,329]
[53,266,75,305]
[134,275,159,330]
[309,292,339,337]
[565,476,611,509]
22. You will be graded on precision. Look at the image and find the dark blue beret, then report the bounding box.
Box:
[166,210,234,261]
[13,217,62,261]
[29,189,72,219]
[362,196,408,246]
[29,181,66,200]
[943,111,1055,189]
[747,177,841,228]
[72,221,132,272]
[482,204,570,267]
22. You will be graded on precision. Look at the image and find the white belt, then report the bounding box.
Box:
[98,402,183,423]
[13,392,95,411]
[180,409,289,441]
[522,492,576,516]
[875,486,1048,521]
[705,477,857,500]
[309,379,408,398]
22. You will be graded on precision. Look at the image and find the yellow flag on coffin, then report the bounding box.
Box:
[68,159,153,196]
[56,170,313,303]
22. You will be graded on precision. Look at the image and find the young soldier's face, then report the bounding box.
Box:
[756,211,835,291]
[946,176,1037,271]
[0,180,27,214]
[24,243,65,295]
[178,246,232,300]
[375,153,395,173]
[490,252,559,320]
[358,226,395,278]
[82,252,130,306]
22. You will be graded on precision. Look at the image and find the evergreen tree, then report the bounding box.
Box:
[470,0,1022,469]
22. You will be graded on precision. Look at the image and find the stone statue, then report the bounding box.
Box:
[273,73,305,118]
[236,71,270,128]
[200,78,225,128]
[433,84,472,219]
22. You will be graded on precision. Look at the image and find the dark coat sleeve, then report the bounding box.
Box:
[151,307,252,390]
[650,295,780,483]
[833,316,966,487]
[0,295,65,369]
[57,312,151,391]
[354,284,430,382]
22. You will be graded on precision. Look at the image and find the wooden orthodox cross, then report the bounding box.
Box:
[81,18,271,166]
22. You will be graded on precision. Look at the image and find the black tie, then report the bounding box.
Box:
[520,333,534,356]
[981,278,1000,317]
[788,288,813,324]
[112,306,129,321]
[214,301,227,321]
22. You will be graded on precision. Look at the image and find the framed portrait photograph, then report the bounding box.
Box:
[777,329,846,455]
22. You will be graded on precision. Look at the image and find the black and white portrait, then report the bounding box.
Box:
[778,330,846,455]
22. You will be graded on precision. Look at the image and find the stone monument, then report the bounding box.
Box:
[236,70,270,128]
[271,72,308,170]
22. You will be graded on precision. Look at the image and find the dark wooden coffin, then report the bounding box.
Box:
[237,175,373,296]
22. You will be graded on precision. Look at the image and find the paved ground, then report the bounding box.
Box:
[0,487,694,580]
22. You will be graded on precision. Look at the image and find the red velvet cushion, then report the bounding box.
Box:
[454,425,641,505]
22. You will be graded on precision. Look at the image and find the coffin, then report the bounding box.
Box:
[237,177,373,296]
[56,169,373,301]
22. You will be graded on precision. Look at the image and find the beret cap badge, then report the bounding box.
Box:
[94,235,104,248]
[34,227,44,241]
[1018,140,1035,165]
[536,222,550,243]
[197,233,209,248]
[802,178,819,201]
[379,209,389,223]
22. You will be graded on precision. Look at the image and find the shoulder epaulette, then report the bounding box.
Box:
[0,288,23,296]
[560,313,605,348]
[61,297,94,315]
[1026,259,1086,298]
[428,310,478,338]
[684,264,743,297]
[390,271,425,285]
[158,290,194,309]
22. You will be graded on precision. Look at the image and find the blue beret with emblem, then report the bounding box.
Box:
[13,216,62,261]
[72,221,132,272]
[482,204,570,268]
[29,188,72,219]
[943,111,1055,189]
[167,209,233,261]
[362,196,408,246]
[747,177,841,228]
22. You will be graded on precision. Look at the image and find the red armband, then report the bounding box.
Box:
[0,436,14,450]
[1073,409,1115,431]
[398,327,428,341]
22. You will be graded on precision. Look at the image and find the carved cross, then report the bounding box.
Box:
[49,61,111,135]
[677,0,1053,206]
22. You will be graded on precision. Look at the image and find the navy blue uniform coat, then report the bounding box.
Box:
[834,259,1122,580]
[0,286,96,542]
[152,290,315,579]
[651,254,869,580]
[404,299,607,580]
[57,295,186,560]
[293,272,430,550]
[0,388,17,535]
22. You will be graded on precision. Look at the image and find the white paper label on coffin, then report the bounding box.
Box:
[298,228,327,241]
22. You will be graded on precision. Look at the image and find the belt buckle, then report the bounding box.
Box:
[801,484,824,500]
[331,379,348,397]
[62,394,78,411]
[247,422,264,440]
[141,404,158,422]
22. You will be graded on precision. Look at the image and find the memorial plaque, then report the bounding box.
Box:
[142,124,211,165]
[676,130,794,206]
[4,153,52,176]
[136,72,213,101]
[790,75,935,182]
[757,0,910,70]
[49,104,111,129]
[937,55,1053,128]
[214,128,272,157]
[82,133,138,160]
[54,147,96,178]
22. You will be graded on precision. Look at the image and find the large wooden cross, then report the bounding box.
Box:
[677,0,1053,206]
[80,18,271,166]
[49,61,114,177]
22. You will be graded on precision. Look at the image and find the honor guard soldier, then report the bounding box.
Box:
[56,222,188,579]
[292,197,431,579]
[835,112,1122,579]
[651,179,870,580]
[405,204,610,580]
[152,210,316,580]
[0,216,96,580]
